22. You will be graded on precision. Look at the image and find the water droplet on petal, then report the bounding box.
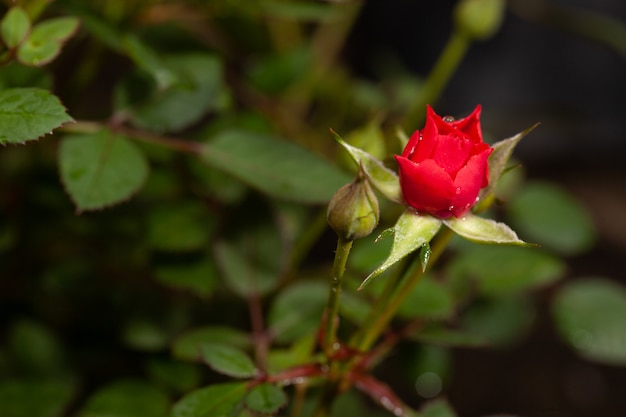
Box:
[455,187,461,195]
[443,115,455,123]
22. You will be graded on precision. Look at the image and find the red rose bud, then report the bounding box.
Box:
[454,0,505,40]
[394,105,492,219]
[327,167,379,241]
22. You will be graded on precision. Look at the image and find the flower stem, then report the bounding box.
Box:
[402,30,471,132]
[323,237,353,356]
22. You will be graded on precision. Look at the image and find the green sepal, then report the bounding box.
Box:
[444,213,532,246]
[331,129,403,204]
[359,209,441,289]
[419,242,432,272]
[479,122,539,202]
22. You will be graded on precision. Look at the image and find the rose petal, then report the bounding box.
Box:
[401,129,421,158]
[450,148,492,216]
[430,133,473,176]
[395,156,455,214]
[450,105,482,141]
[413,106,439,160]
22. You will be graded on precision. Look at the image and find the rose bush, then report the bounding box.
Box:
[395,105,493,218]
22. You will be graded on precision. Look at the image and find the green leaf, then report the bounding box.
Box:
[172,326,250,362]
[146,358,202,393]
[201,130,350,203]
[479,123,539,201]
[444,213,530,245]
[122,317,169,352]
[1,7,31,48]
[332,130,403,204]
[420,398,458,417]
[359,209,442,289]
[508,181,595,255]
[59,130,149,211]
[214,214,283,297]
[0,88,72,144]
[154,259,218,297]
[202,343,257,379]
[146,202,214,252]
[17,17,80,66]
[170,382,247,417]
[552,278,626,365]
[126,53,228,133]
[447,245,566,297]
[0,379,75,417]
[268,281,327,343]
[78,380,169,417]
[8,319,66,376]
[245,383,287,414]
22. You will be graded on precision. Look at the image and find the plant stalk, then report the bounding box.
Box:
[323,237,353,356]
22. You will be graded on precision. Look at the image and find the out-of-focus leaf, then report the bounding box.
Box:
[17,17,80,66]
[397,275,454,319]
[146,358,202,393]
[154,259,218,297]
[463,296,535,346]
[121,34,177,90]
[172,326,250,362]
[0,379,75,417]
[248,47,311,94]
[553,278,626,365]
[170,382,247,417]
[122,317,169,352]
[147,202,214,252]
[78,380,169,417]
[420,398,458,417]
[201,343,257,379]
[8,319,65,376]
[0,88,72,144]
[447,245,566,297]
[508,181,596,255]
[126,53,228,133]
[1,7,31,48]
[59,130,149,211]
[201,130,350,204]
[245,383,287,414]
[214,216,283,297]
[268,281,327,344]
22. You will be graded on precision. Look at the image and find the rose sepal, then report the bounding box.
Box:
[444,213,534,246]
[331,129,403,204]
[358,208,442,290]
[478,122,540,204]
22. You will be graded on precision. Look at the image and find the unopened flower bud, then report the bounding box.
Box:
[454,0,505,40]
[327,168,379,241]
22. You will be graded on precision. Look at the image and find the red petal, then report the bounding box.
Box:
[450,105,482,142]
[401,129,421,158]
[412,106,438,161]
[395,156,455,214]
[450,148,492,217]
[430,133,473,176]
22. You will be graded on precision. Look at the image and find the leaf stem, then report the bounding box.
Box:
[402,30,471,131]
[323,237,353,356]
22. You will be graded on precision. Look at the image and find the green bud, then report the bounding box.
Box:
[454,0,505,40]
[327,167,379,241]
